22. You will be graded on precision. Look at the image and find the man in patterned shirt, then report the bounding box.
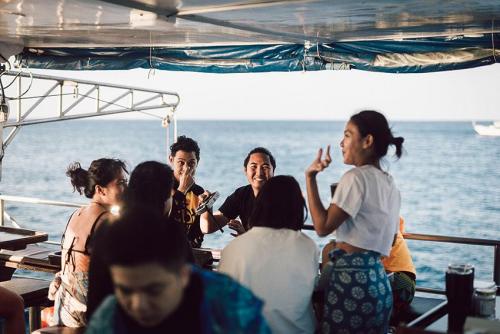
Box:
[168,135,206,248]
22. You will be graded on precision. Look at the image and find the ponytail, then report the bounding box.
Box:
[66,162,90,196]
[391,136,404,159]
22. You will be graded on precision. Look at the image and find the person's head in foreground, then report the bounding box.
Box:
[101,210,190,328]
[243,147,276,195]
[342,110,404,166]
[88,208,270,333]
[123,161,174,216]
[250,175,306,230]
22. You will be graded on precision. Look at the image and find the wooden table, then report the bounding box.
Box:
[0,244,60,275]
[0,226,48,251]
[0,226,52,280]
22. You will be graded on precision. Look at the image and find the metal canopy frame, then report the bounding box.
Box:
[0,70,180,180]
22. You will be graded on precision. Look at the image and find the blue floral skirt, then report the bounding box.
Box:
[321,249,392,334]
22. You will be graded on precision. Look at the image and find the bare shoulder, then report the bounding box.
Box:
[69,205,109,230]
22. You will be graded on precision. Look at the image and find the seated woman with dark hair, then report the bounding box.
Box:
[49,158,128,327]
[219,175,319,334]
[86,160,194,320]
[121,160,174,215]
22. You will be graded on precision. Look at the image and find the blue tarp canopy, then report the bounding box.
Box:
[2,0,500,73]
[19,35,500,73]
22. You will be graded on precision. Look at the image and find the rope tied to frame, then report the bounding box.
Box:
[148,32,156,79]
[492,19,497,63]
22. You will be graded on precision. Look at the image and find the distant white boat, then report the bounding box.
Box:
[472,121,500,136]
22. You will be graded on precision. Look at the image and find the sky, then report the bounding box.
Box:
[17,63,500,121]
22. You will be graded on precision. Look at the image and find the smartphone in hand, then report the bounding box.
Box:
[195,191,220,215]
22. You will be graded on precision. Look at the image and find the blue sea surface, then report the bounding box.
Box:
[1,120,499,289]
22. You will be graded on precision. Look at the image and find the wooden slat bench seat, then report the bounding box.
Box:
[0,277,52,332]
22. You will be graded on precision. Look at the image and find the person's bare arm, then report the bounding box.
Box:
[306,175,349,236]
[0,287,24,334]
[305,146,349,236]
[320,204,349,236]
[200,210,230,234]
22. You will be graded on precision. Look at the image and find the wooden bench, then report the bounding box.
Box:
[0,277,52,332]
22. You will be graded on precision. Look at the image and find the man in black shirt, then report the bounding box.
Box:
[200,147,275,236]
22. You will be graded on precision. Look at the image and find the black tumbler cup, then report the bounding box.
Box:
[445,264,474,332]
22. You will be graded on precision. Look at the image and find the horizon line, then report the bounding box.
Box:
[72,117,494,122]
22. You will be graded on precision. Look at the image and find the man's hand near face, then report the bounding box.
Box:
[178,166,195,194]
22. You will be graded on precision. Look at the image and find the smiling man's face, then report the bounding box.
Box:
[244,152,274,195]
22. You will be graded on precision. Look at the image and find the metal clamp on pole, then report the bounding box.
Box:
[494,244,500,287]
[1,76,11,182]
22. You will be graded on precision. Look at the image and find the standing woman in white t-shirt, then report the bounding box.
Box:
[305,110,404,334]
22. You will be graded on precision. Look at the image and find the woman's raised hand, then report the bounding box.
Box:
[305,145,332,177]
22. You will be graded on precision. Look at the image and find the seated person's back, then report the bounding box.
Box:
[219,175,319,334]
[50,158,127,327]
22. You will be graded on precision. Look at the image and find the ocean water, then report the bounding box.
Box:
[1,120,499,289]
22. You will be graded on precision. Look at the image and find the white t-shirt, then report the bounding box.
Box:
[332,165,400,257]
[219,227,319,334]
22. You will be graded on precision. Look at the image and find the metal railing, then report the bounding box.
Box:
[0,195,84,245]
[302,224,500,287]
[1,195,499,287]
